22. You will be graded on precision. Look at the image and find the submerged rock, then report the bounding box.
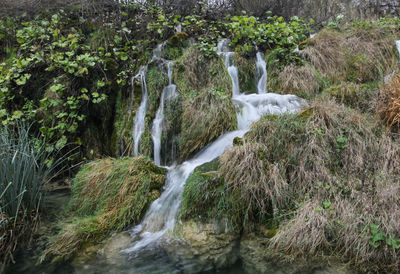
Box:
[163,219,239,273]
[99,232,133,265]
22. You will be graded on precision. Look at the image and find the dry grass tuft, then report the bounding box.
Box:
[220,143,290,224]
[180,90,236,159]
[300,30,348,83]
[276,64,321,97]
[42,157,166,262]
[379,73,400,129]
[300,28,397,84]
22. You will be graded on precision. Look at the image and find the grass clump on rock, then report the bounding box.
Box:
[225,98,400,271]
[42,156,167,262]
[174,46,237,160]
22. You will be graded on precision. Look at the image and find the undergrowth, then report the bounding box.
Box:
[268,20,400,105]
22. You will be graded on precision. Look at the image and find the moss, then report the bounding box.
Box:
[139,118,154,158]
[111,82,141,156]
[43,157,167,262]
[180,159,224,221]
[163,32,189,60]
[161,92,182,165]
[235,52,256,94]
[146,65,168,117]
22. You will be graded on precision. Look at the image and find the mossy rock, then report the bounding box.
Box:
[180,159,224,221]
[111,81,142,156]
[42,156,167,262]
[235,52,256,94]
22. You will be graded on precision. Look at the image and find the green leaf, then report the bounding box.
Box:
[323,201,331,209]
[97,81,105,88]
[0,109,7,118]
[12,110,23,119]
[55,135,67,150]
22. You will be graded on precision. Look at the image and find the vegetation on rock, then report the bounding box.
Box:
[42,157,166,262]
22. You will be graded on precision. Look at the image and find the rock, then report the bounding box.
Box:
[99,231,133,265]
[163,219,240,273]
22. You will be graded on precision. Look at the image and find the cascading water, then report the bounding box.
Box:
[152,61,177,166]
[123,39,307,254]
[255,52,268,94]
[217,39,240,96]
[132,43,170,158]
[396,40,400,55]
[132,67,148,157]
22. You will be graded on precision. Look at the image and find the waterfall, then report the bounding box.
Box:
[123,39,307,253]
[132,67,148,157]
[256,52,268,94]
[152,62,177,166]
[396,40,400,56]
[217,39,240,96]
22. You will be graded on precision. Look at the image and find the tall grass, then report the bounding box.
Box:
[0,124,67,271]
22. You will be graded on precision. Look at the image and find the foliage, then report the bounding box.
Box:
[42,156,167,262]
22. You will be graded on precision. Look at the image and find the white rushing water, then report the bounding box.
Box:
[256,52,268,94]
[217,39,240,96]
[396,40,400,56]
[124,39,307,253]
[132,67,148,157]
[152,62,177,166]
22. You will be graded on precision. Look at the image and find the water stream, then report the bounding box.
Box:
[255,52,268,94]
[217,39,240,96]
[132,67,148,157]
[151,61,177,166]
[396,40,400,56]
